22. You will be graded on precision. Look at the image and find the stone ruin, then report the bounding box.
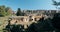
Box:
[8,14,46,29]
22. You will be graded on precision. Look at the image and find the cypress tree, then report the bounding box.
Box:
[16,8,22,16]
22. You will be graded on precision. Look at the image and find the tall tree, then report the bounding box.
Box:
[16,8,22,16]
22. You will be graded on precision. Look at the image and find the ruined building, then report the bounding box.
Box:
[7,14,47,29]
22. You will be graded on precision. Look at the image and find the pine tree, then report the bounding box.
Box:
[16,8,22,16]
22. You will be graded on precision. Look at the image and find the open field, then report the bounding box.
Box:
[0,16,9,32]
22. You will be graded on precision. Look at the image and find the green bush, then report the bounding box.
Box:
[0,14,4,17]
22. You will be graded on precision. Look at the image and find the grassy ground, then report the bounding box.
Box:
[0,16,9,32]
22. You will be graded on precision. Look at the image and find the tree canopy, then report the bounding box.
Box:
[16,8,25,16]
[0,5,13,17]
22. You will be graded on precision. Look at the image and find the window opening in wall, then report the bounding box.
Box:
[35,18,37,21]
[21,18,24,21]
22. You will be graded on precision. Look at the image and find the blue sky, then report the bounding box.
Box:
[0,0,59,11]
